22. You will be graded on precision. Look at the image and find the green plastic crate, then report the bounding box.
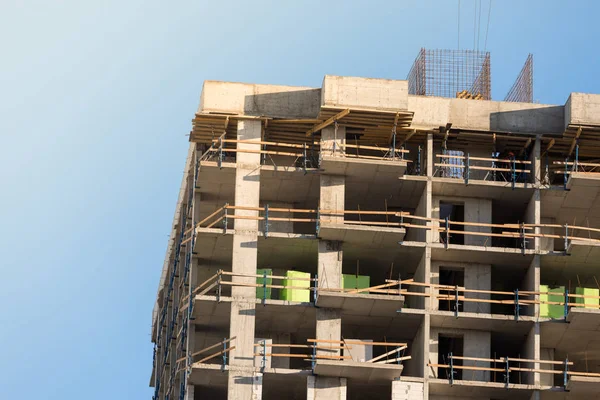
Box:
[540,285,564,319]
[356,275,370,290]
[256,268,272,300]
[342,274,370,292]
[280,271,310,302]
[342,274,357,290]
[576,287,600,309]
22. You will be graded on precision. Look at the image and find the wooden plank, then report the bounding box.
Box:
[366,346,408,363]
[306,109,350,136]
[568,126,583,156]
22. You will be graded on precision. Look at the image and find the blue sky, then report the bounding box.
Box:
[1,1,598,398]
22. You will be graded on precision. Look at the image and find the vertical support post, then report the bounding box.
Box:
[218,136,223,169]
[465,153,470,185]
[564,157,569,190]
[454,285,459,318]
[449,352,454,385]
[564,224,569,254]
[261,340,266,372]
[303,143,307,175]
[333,120,338,156]
[520,223,527,254]
[223,203,228,234]
[398,273,402,301]
[312,344,317,371]
[514,289,520,321]
[417,145,422,175]
[511,157,516,190]
[264,204,269,239]
[504,356,510,386]
[391,125,397,161]
[222,338,227,371]
[445,217,450,249]
[575,141,579,173]
[313,273,318,303]
[316,209,320,235]
[217,270,222,302]
[563,357,569,388]
[564,289,569,322]
[262,269,267,306]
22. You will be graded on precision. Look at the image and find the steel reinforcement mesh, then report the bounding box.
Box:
[407,48,491,100]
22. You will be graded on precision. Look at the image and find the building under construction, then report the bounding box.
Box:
[150,51,600,399]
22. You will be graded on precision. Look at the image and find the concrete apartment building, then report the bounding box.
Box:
[150,51,600,400]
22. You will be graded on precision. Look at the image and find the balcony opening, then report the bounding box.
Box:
[439,202,464,245]
[438,334,464,380]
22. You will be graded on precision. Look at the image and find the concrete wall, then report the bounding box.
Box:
[228,120,261,400]
[199,81,320,118]
[391,380,424,400]
[523,324,541,385]
[523,257,540,317]
[431,261,491,313]
[306,376,346,400]
[409,96,564,134]
[524,192,540,249]
[322,75,408,110]
[432,196,492,246]
[405,315,428,378]
[540,348,555,386]
[407,249,430,309]
[429,328,491,382]
[405,186,429,242]
[565,93,600,128]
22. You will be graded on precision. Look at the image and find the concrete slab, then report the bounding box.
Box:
[316,291,405,315]
[193,230,317,270]
[429,244,535,268]
[541,174,600,230]
[430,311,536,335]
[320,155,407,177]
[541,242,600,282]
[428,378,542,400]
[313,359,404,382]
[319,222,406,244]
[193,295,316,335]
[540,308,600,355]
[566,376,600,397]
[431,177,535,206]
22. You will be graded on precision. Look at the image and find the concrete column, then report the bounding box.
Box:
[321,125,346,157]
[307,376,346,400]
[228,120,261,400]
[429,329,490,382]
[313,128,346,396]
[183,385,194,400]
[464,264,491,314]
[227,370,262,400]
[463,330,491,382]
[391,380,424,400]
[525,191,541,250]
[523,324,541,385]
[523,256,540,317]
[530,136,541,185]
[426,133,433,177]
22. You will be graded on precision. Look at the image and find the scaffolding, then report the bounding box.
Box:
[504,54,533,103]
[407,48,491,100]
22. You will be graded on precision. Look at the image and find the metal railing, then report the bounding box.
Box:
[435,153,531,187]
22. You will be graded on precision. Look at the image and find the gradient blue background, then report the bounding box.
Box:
[1,1,599,398]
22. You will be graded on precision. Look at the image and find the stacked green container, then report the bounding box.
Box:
[256,268,272,300]
[280,270,310,302]
[342,274,371,291]
[576,287,600,309]
[540,285,564,319]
